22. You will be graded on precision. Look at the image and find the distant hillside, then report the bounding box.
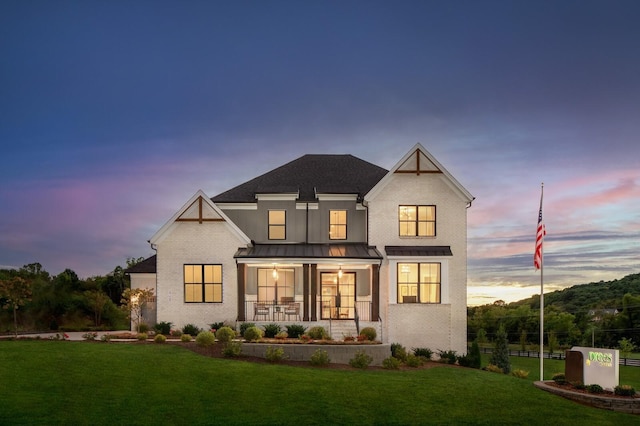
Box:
[509,273,640,313]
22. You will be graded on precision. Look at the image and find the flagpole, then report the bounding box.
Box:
[538,183,544,381]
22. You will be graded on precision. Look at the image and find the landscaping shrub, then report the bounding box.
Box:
[309,349,330,366]
[215,326,236,343]
[240,322,256,337]
[382,356,401,369]
[181,334,192,342]
[265,346,286,363]
[285,324,306,339]
[485,364,503,374]
[412,347,433,360]
[510,369,529,379]
[154,321,172,335]
[552,373,567,385]
[182,324,201,336]
[137,333,148,341]
[349,350,373,369]
[614,385,636,397]
[359,327,377,341]
[586,384,604,394]
[195,331,216,347]
[307,326,328,340]
[457,354,473,367]
[243,326,263,342]
[468,340,482,369]
[100,334,111,342]
[137,323,149,333]
[405,354,423,368]
[223,341,243,358]
[263,323,281,338]
[275,331,288,339]
[209,322,225,332]
[171,329,182,337]
[154,334,167,344]
[489,324,511,374]
[438,349,457,364]
[82,332,98,341]
[391,343,407,361]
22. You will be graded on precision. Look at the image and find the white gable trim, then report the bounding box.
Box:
[149,190,251,245]
[364,143,474,203]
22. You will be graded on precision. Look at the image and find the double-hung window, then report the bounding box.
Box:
[184,264,222,303]
[268,210,286,240]
[329,210,347,240]
[399,205,436,237]
[397,262,441,303]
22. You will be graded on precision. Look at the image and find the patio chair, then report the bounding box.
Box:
[253,302,270,320]
[284,302,301,321]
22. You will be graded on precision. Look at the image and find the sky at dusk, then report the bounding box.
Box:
[1,1,639,305]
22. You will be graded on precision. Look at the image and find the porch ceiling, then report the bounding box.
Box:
[234,243,383,261]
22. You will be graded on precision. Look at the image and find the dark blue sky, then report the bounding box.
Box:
[1,1,639,304]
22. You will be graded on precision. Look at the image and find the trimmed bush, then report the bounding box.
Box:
[285,324,306,339]
[154,334,167,344]
[412,347,433,360]
[243,326,264,342]
[275,331,288,340]
[391,343,407,361]
[137,323,149,333]
[552,373,567,385]
[240,322,256,337]
[586,384,604,394]
[309,349,330,366]
[154,321,172,335]
[265,346,286,363]
[614,384,636,396]
[223,341,243,358]
[137,333,148,341]
[349,350,373,369]
[263,323,281,338]
[209,322,225,332]
[468,340,482,369]
[485,364,503,374]
[438,350,457,365]
[489,324,511,374]
[382,356,401,369]
[359,327,377,341]
[307,326,328,340]
[181,334,192,342]
[215,326,236,343]
[405,354,423,368]
[195,331,216,347]
[171,329,182,338]
[182,324,200,336]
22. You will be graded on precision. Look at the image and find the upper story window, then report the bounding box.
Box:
[329,210,347,240]
[397,262,441,304]
[399,205,435,237]
[268,210,286,240]
[184,264,222,303]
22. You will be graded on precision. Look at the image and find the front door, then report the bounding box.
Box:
[321,272,355,319]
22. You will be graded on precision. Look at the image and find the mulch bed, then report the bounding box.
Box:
[544,381,639,400]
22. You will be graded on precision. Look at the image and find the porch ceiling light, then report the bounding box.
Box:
[272,265,278,280]
[338,266,343,279]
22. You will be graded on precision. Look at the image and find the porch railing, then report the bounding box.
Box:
[244,300,372,322]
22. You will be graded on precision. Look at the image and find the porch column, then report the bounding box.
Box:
[303,264,310,321]
[371,264,380,321]
[310,264,318,321]
[237,263,246,321]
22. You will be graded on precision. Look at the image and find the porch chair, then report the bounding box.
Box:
[284,302,301,321]
[254,302,270,320]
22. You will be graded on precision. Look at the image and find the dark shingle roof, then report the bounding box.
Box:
[212,154,388,203]
[124,255,157,274]
[235,244,383,260]
[385,246,453,256]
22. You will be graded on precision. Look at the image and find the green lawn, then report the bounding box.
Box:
[0,341,637,425]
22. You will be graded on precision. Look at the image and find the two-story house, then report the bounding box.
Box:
[127,144,474,353]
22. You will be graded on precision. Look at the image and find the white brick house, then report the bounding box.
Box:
[127,144,474,353]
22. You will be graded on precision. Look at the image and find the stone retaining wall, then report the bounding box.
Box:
[534,381,640,415]
[241,343,391,366]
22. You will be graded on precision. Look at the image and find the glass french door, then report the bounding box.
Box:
[321,272,355,319]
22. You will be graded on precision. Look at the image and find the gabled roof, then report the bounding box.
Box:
[365,143,474,203]
[212,154,388,203]
[125,255,157,274]
[150,190,251,245]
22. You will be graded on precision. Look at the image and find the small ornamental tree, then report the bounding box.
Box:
[121,288,154,332]
[0,276,32,337]
[469,339,482,369]
[489,324,511,374]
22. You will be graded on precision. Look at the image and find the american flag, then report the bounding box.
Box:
[534,186,545,270]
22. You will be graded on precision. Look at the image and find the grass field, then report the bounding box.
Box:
[0,341,637,425]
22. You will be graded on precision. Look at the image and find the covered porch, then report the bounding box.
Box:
[234,243,382,324]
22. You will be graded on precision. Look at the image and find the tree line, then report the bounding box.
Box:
[468,273,640,351]
[0,259,145,335]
